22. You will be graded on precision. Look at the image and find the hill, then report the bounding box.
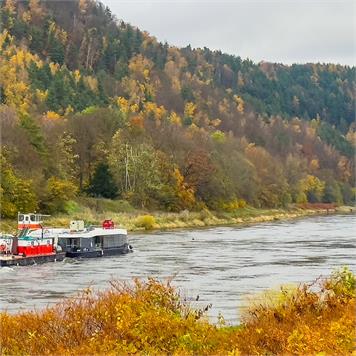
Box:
[0,0,355,217]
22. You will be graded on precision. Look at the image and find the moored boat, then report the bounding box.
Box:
[47,220,131,258]
[0,213,132,266]
[22,216,132,259]
[0,213,65,267]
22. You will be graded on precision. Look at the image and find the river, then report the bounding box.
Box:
[0,214,355,324]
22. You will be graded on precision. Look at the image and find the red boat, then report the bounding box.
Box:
[0,213,65,267]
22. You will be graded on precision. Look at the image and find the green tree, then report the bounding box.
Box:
[323,180,343,204]
[19,113,47,158]
[109,132,164,207]
[87,162,118,199]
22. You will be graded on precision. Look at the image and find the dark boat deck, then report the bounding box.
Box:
[0,252,66,267]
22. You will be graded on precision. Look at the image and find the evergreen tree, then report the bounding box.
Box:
[87,163,118,199]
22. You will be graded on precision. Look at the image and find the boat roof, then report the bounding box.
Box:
[58,228,127,239]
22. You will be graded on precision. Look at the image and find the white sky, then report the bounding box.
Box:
[103,0,355,66]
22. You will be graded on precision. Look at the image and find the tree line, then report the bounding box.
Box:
[0,0,355,218]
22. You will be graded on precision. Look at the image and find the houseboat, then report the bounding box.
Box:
[57,220,131,258]
[23,216,132,259]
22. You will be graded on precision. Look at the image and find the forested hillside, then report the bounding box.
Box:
[0,0,355,218]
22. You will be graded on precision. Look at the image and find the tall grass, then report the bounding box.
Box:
[0,204,324,235]
[1,268,355,355]
[1,198,353,235]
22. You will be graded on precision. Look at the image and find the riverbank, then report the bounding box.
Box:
[0,268,354,355]
[0,201,354,234]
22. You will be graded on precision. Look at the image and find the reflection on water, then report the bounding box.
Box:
[0,214,355,324]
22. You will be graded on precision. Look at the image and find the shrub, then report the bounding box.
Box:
[236,268,356,355]
[63,200,80,214]
[219,199,246,212]
[136,214,156,230]
[0,279,233,355]
[325,266,356,298]
[0,270,354,355]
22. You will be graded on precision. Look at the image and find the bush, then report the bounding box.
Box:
[236,267,356,355]
[0,270,354,355]
[0,279,231,355]
[136,215,156,230]
[63,200,80,214]
[325,266,356,298]
[219,198,247,212]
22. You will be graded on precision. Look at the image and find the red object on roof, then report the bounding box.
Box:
[102,219,114,229]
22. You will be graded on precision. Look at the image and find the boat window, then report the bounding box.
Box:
[30,214,36,222]
[18,214,24,222]
[25,216,29,222]
[73,238,79,248]
[94,236,102,247]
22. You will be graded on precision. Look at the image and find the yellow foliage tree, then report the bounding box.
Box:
[233,95,244,113]
[297,175,325,203]
[173,168,195,210]
[169,111,182,126]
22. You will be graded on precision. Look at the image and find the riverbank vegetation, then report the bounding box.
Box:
[1,268,355,355]
[1,196,351,234]
[1,0,355,221]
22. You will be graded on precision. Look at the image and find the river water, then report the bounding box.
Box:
[0,214,355,324]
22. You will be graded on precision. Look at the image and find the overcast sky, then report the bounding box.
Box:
[103,0,355,66]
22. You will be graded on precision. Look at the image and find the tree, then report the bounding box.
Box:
[0,155,38,218]
[323,179,343,204]
[109,132,164,208]
[297,175,325,203]
[87,162,118,199]
[41,177,78,213]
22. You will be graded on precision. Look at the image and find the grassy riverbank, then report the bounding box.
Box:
[0,199,354,234]
[0,268,355,355]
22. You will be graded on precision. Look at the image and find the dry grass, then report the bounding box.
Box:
[0,268,355,355]
[0,204,323,235]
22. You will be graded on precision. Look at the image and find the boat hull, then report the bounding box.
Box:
[65,244,131,258]
[0,252,66,267]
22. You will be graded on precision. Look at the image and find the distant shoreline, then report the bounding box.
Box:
[1,205,354,235]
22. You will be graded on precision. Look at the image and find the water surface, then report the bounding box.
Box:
[0,214,355,323]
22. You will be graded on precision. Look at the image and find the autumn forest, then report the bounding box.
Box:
[0,0,355,219]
